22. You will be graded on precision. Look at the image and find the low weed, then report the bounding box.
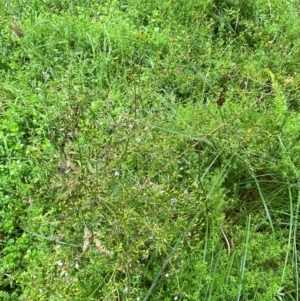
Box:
[1,0,300,300]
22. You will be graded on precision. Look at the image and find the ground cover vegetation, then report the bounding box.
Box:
[1,0,300,300]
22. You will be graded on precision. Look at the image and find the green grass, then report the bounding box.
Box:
[1,0,300,300]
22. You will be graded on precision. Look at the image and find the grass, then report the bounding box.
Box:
[1,0,300,300]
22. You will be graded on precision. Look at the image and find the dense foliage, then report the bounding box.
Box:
[1,0,300,300]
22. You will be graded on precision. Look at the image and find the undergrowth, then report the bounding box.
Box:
[1,0,300,300]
